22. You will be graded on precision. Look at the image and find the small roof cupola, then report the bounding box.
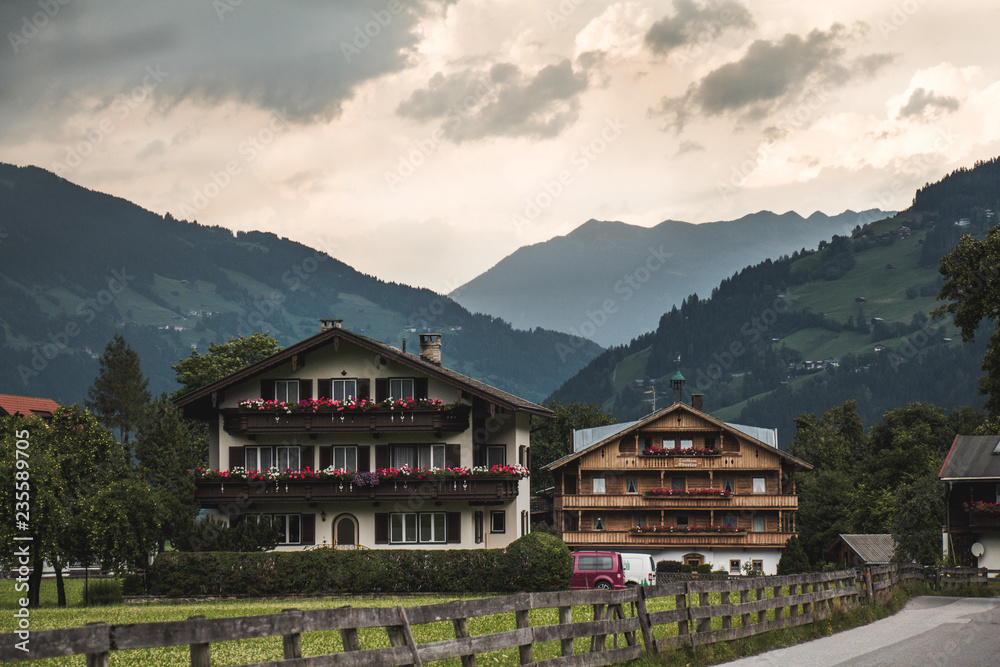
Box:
[670,369,686,404]
[419,333,442,365]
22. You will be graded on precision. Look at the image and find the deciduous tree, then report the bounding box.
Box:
[172,332,282,396]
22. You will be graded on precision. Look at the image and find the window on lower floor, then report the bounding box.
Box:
[333,445,357,471]
[593,515,606,531]
[672,477,685,490]
[276,446,300,472]
[752,560,764,573]
[419,513,446,543]
[753,477,766,494]
[723,513,737,529]
[491,510,506,534]
[722,478,735,493]
[680,439,693,449]
[392,444,445,470]
[250,514,301,545]
[730,559,741,575]
[676,515,689,528]
[245,446,302,472]
[633,514,646,529]
[245,446,273,471]
[626,477,639,494]
[487,445,506,467]
[390,513,418,543]
[753,515,766,532]
[593,477,606,493]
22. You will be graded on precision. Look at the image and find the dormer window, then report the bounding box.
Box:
[390,378,415,399]
[275,380,299,403]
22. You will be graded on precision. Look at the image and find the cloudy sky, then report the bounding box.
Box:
[3,0,999,292]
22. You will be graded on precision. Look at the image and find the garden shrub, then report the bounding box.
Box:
[656,559,684,573]
[697,564,712,574]
[83,578,123,606]
[505,533,572,591]
[680,564,693,573]
[121,573,146,596]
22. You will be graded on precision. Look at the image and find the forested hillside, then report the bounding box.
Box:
[0,164,602,404]
[551,157,1000,441]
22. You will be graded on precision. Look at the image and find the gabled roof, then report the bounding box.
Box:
[829,534,896,564]
[542,402,812,471]
[939,435,1000,481]
[174,325,552,418]
[0,393,59,419]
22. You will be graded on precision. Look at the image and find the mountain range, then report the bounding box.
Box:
[0,163,602,405]
[450,209,889,346]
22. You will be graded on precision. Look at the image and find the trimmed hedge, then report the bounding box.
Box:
[149,533,571,596]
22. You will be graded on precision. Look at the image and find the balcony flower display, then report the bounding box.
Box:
[964,500,1000,514]
[630,524,744,534]
[192,463,529,483]
[645,488,731,497]
[642,445,717,457]
[235,396,449,413]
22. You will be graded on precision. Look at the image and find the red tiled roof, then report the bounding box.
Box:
[0,393,59,418]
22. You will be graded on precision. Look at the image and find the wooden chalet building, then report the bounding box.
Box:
[542,393,812,575]
[174,320,549,551]
[940,435,1000,568]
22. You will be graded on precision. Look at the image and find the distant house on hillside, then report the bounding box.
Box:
[0,393,59,420]
[940,435,1000,569]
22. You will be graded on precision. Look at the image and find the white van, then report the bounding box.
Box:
[618,552,656,586]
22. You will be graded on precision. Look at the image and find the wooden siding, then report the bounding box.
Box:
[561,530,796,548]
[558,494,798,510]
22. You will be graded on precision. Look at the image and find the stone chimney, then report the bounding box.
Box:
[419,333,442,365]
[320,318,342,331]
[691,393,704,412]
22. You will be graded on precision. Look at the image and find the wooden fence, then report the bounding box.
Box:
[0,565,984,667]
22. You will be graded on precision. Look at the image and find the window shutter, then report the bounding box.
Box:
[260,380,275,400]
[375,378,388,402]
[374,513,389,544]
[318,446,332,470]
[228,446,244,470]
[357,378,370,399]
[317,379,332,399]
[518,446,525,466]
[446,512,461,543]
[414,377,428,400]
[357,446,370,472]
[299,379,312,400]
[301,514,315,545]
[375,445,389,470]
[445,444,461,469]
[301,446,315,471]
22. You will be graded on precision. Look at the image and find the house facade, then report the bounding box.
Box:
[542,396,812,575]
[175,320,549,551]
[0,393,59,420]
[940,435,1000,569]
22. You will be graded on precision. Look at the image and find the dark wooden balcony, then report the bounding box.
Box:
[221,405,470,437]
[967,511,1000,531]
[195,475,518,507]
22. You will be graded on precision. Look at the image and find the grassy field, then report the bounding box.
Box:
[0,578,877,667]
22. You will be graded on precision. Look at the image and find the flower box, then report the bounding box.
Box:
[964,500,1000,514]
[630,524,744,534]
[644,488,731,497]
[236,396,450,413]
[641,446,718,457]
[191,463,529,484]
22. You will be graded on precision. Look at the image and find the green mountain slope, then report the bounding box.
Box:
[550,157,1000,443]
[0,163,602,404]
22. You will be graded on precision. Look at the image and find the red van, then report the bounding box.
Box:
[571,551,626,590]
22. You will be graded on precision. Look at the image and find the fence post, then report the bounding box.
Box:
[282,608,303,659]
[84,623,109,667]
[677,584,690,643]
[740,586,751,629]
[515,602,533,665]
[558,605,574,656]
[696,585,711,635]
[452,616,476,667]
[387,607,422,667]
[755,581,766,624]
[635,586,657,655]
[591,600,606,652]
[773,583,784,622]
[721,590,731,630]
[188,615,210,667]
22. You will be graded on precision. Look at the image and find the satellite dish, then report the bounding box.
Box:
[971,542,985,557]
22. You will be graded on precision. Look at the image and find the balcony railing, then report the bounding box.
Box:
[195,474,517,507]
[221,405,470,436]
[559,530,795,548]
[556,493,798,510]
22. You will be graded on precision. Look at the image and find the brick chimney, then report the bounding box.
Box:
[419,333,442,365]
[320,319,342,331]
[691,393,704,412]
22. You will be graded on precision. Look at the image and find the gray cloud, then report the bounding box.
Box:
[645,0,754,55]
[0,0,446,140]
[653,24,895,131]
[677,140,705,155]
[899,87,960,120]
[397,60,588,142]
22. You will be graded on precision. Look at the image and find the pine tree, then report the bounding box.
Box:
[86,333,151,447]
[777,536,811,575]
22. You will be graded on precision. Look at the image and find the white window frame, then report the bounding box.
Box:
[753,515,766,533]
[333,445,357,471]
[275,380,299,403]
[392,444,445,470]
[593,477,606,494]
[419,513,446,543]
[252,514,301,545]
[276,445,301,472]
[389,377,415,399]
[486,445,507,467]
[491,510,506,533]
[753,477,766,494]
[680,439,693,449]
[245,446,273,471]
[332,378,358,401]
[390,513,418,543]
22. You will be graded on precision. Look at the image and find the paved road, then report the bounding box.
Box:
[721,596,1000,666]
